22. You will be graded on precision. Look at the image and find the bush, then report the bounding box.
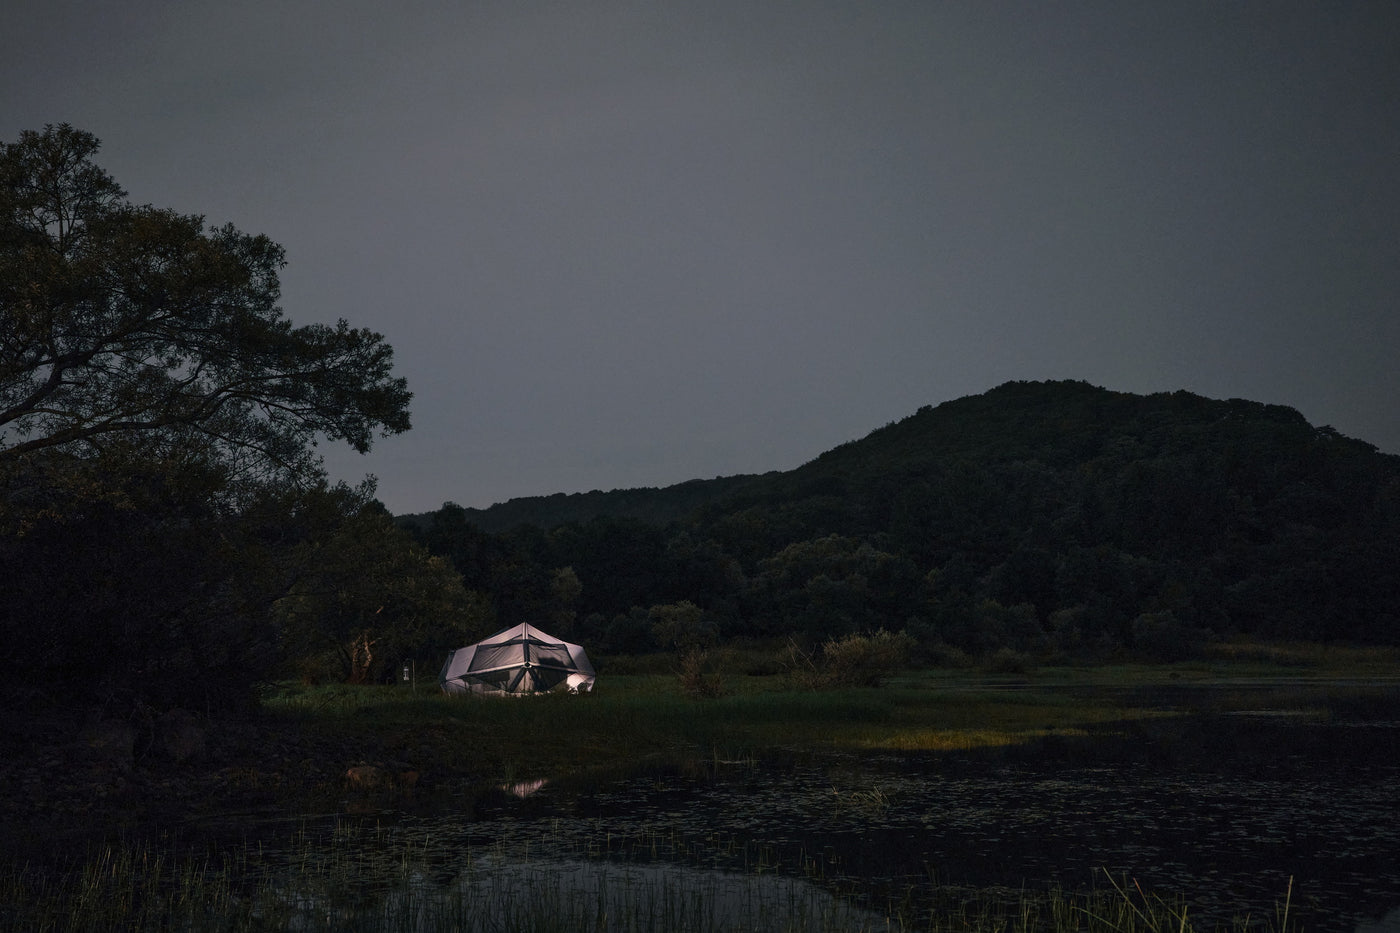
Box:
[982,647,1035,674]
[1130,610,1208,662]
[783,629,914,689]
[676,648,726,698]
[919,640,974,669]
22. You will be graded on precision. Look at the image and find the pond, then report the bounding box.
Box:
[266,696,1400,933]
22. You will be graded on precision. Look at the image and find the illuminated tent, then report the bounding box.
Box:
[439,623,596,696]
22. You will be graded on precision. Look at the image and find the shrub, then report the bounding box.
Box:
[1130,610,1208,662]
[676,648,726,699]
[983,646,1035,674]
[919,640,974,669]
[783,629,914,689]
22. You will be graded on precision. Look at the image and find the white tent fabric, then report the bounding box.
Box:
[439,623,596,695]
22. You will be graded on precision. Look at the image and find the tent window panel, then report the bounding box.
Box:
[474,670,516,690]
[530,646,574,668]
[531,670,568,691]
[471,645,520,670]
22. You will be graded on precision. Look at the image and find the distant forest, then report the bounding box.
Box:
[401,380,1400,662]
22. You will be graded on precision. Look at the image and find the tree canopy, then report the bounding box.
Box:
[0,126,437,715]
[0,124,410,496]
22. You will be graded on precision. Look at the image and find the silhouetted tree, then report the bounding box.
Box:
[1,125,410,499]
[0,126,414,712]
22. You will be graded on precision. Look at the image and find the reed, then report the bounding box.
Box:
[0,839,1306,933]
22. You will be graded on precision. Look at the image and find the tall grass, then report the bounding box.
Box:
[0,836,1303,933]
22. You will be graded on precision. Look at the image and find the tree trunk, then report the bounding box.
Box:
[347,630,377,684]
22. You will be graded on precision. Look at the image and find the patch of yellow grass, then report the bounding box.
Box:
[856,727,1092,752]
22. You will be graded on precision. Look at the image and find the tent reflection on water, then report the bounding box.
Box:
[439,623,596,696]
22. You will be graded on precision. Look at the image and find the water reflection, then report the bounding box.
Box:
[1357,907,1400,933]
[240,697,1400,933]
[247,824,885,932]
[502,778,548,798]
[412,713,1400,933]
[445,854,883,932]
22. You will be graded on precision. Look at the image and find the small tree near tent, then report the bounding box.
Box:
[273,502,495,684]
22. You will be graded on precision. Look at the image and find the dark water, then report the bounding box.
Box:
[365,709,1400,933]
[197,684,1400,932]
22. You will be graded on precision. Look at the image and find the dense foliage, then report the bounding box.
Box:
[0,126,410,496]
[0,126,476,716]
[407,381,1400,659]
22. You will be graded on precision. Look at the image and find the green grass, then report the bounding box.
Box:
[259,676,1140,781]
[259,646,1400,785]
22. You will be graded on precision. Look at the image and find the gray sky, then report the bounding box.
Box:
[5,1,1398,513]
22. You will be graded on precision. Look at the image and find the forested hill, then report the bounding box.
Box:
[409,380,1395,537]
[400,472,771,535]
[405,380,1400,652]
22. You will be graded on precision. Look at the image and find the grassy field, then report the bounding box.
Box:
[259,669,1144,785]
[258,640,1400,786]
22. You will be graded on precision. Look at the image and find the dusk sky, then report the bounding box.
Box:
[5,1,1398,514]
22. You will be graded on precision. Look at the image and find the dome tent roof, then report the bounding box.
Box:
[439,623,595,695]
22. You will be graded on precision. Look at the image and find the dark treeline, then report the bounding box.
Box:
[404,381,1400,662]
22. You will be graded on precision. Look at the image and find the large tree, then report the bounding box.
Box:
[0,124,410,495]
[0,126,416,714]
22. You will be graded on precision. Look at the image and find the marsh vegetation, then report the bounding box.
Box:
[0,832,1304,933]
[5,648,1398,932]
